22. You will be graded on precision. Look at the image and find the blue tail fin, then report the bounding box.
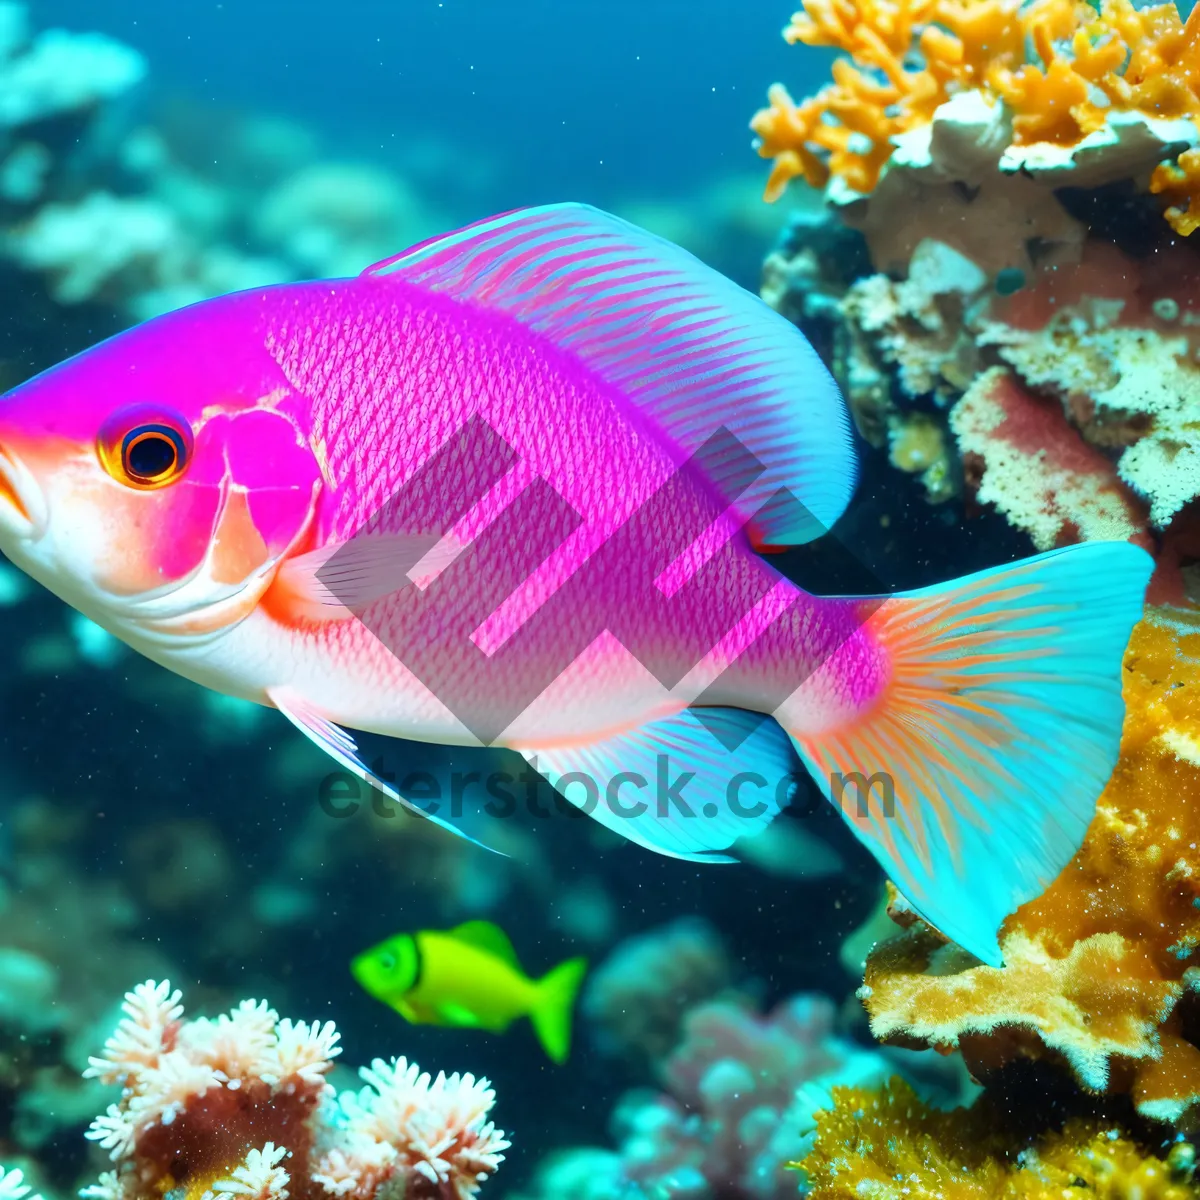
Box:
[790,541,1154,966]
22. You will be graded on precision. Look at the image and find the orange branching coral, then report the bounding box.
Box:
[797,1076,1199,1199]
[995,0,1200,143]
[753,0,1200,231]
[1152,148,1200,235]
[750,0,996,198]
[858,606,1200,1124]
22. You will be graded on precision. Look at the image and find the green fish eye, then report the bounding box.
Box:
[379,953,396,971]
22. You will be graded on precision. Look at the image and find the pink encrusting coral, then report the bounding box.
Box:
[79,980,509,1200]
[951,366,1155,555]
[774,221,1200,605]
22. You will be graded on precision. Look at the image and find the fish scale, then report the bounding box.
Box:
[264,276,877,737]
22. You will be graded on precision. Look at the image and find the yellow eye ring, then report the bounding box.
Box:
[98,407,193,490]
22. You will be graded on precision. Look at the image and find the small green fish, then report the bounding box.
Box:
[351,920,588,1064]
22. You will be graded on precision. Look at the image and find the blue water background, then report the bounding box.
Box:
[33,0,834,282]
[0,3,1016,1188]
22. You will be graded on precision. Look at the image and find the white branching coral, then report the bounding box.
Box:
[78,981,507,1200]
[0,1167,42,1200]
[267,1019,342,1088]
[85,1103,140,1159]
[78,1172,123,1200]
[177,998,281,1086]
[308,1142,390,1200]
[314,1058,510,1200]
[83,980,343,1162]
[209,1144,291,1200]
[84,979,183,1085]
[129,1050,227,1126]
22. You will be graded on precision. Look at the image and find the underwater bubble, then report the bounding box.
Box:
[68,612,123,667]
[994,267,1026,296]
[0,562,28,607]
[201,691,268,741]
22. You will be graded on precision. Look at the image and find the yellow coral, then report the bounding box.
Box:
[753,0,1200,231]
[798,1076,1199,1199]
[858,606,1200,1124]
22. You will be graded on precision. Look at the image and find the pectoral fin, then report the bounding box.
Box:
[434,1001,504,1030]
[270,533,464,622]
[267,687,506,855]
[391,997,425,1024]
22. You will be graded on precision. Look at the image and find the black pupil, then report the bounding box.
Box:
[125,428,179,480]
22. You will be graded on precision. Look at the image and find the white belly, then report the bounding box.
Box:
[130,607,684,749]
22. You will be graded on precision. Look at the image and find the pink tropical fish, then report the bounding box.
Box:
[0,204,1151,964]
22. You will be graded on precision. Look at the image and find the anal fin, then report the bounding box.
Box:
[517,707,797,862]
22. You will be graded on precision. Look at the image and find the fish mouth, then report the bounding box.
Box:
[0,443,46,542]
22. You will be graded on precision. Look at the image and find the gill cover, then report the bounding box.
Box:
[108,404,321,631]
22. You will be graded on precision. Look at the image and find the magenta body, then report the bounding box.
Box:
[0,272,886,745]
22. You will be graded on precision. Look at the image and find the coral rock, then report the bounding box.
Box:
[798,1075,1199,1198]
[582,917,735,1068]
[611,995,891,1200]
[858,607,1200,1125]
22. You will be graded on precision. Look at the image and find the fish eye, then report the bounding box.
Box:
[98,406,193,490]
[379,953,397,971]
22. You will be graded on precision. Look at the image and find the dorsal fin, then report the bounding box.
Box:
[363,203,857,547]
[447,920,521,967]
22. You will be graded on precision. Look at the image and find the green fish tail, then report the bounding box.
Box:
[530,955,587,1064]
